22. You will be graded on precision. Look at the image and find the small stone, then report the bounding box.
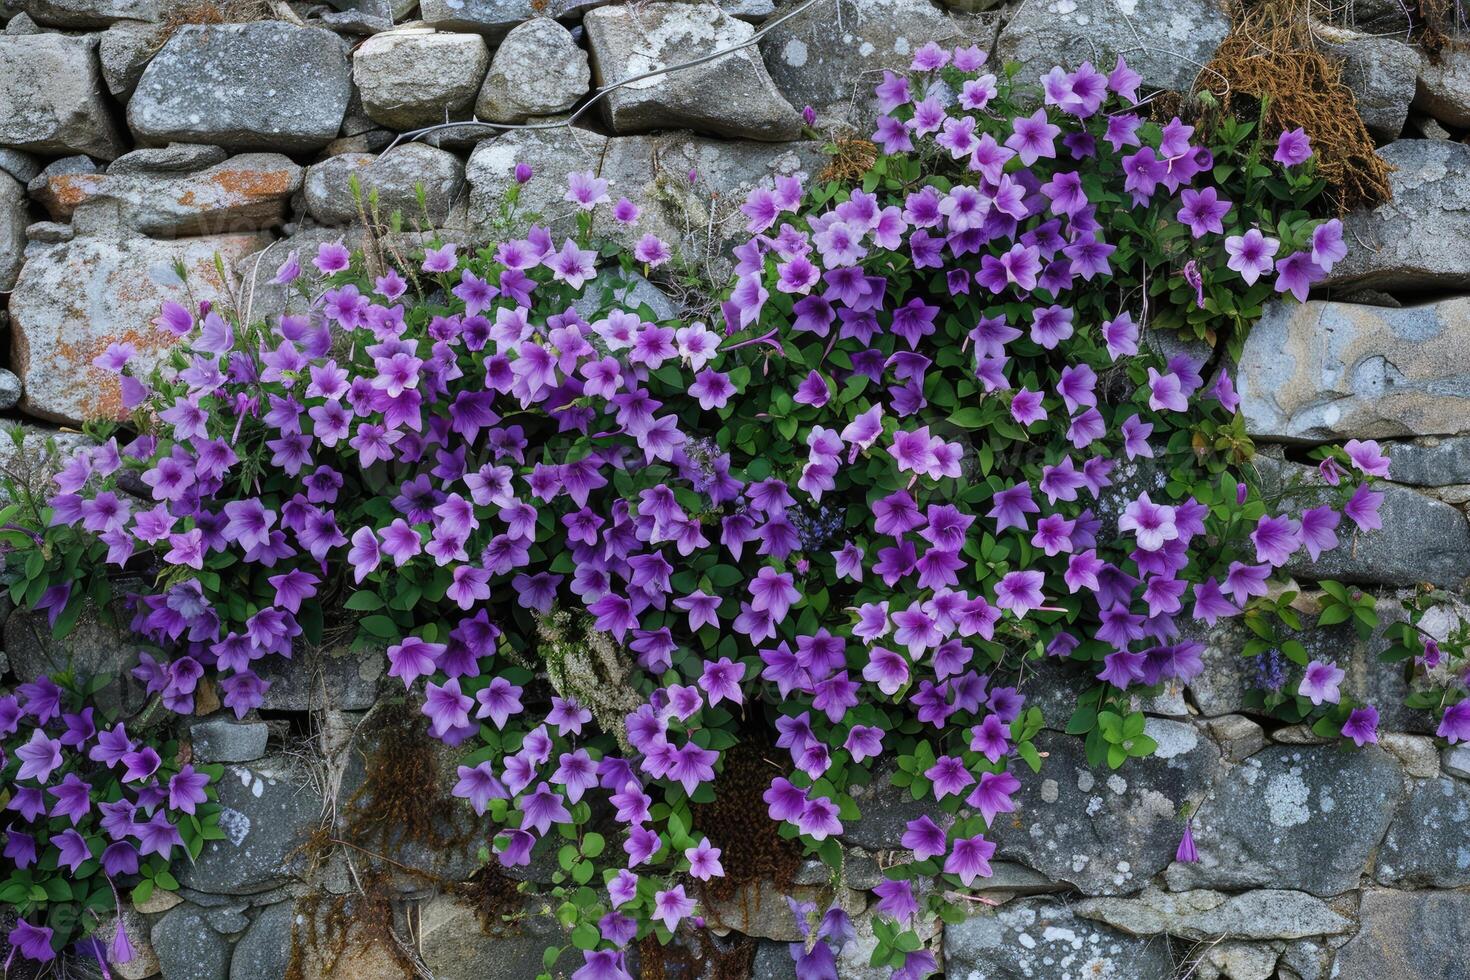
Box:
[129,23,352,152]
[191,718,270,764]
[1195,942,1282,980]
[1379,732,1439,778]
[9,233,268,425]
[0,148,40,184]
[26,0,164,28]
[475,17,589,123]
[1443,743,1470,779]
[97,908,159,980]
[0,34,126,159]
[944,898,1175,979]
[1165,744,1405,897]
[33,152,302,237]
[353,28,490,131]
[1414,47,1470,129]
[108,143,230,175]
[1271,724,1332,745]
[1376,776,1470,887]
[229,902,295,980]
[205,906,250,934]
[134,888,183,915]
[1334,889,1470,978]
[585,2,800,140]
[418,0,539,42]
[1315,24,1417,139]
[98,19,167,97]
[3,12,43,34]
[318,9,393,35]
[0,370,22,411]
[571,268,680,324]
[1327,140,1470,292]
[303,143,466,227]
[999,0,1230,96]
[1206,714,1266,762]
[1072,887,1353,941]
[705,877,865,941]
[152,906,231,980]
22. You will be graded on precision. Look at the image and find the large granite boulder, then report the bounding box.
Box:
[988,724,1223,895]
[1375,777,1470,887]
[0,34,126,159]
[128,22,352,152]
[303,143,466,226]
[353,27,490,131]
[759,0,965,120]
[177,757,324,895]
[474,16,589,123]
[1327,140,1470,292]
[944,898,1176,979]
[998,0,1230,95]
[8,232,268,425]
[1239,298,1470,442]
[30,152,301,236]
[1165,744,1405,897]
[1315,25,1417,140]
[585,2,801,140]
[1334,889,1470,979]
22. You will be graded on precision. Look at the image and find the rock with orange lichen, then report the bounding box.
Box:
[31,152,302,237]
[8,232,270,425]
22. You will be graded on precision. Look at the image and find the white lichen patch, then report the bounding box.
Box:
[1265,769,1312,827]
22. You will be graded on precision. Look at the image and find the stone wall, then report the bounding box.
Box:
[3,0,1470,977]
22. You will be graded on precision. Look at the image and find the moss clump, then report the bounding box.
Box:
[690,737,803,905]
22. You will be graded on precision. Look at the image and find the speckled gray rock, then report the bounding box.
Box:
[1255,454,1470,591]
[759,0,964,120]
[839,761,954,850]
[9,233,267,425]
[109,142,230,174]
[1165,745,1404,897]
[466,126,610,238]
[1414,47,1470,129]
[419,0,538,41]
[1376,777,1470,887]
[989,724,1222,895]
[999,0,1230,95]
[417,896,568,979]
[129,22,352,152]
[98,20,168,97]
[1382,436,1470,487]
[151,906,231,980]
[1316,25,1417,139]
[1327,141,1470,292]
[177,758,324,894]
[353,27,489,131]
[32,152,301,236]
[572,268,680,323]
[1240,298,1470,441]
[304,143,466,226]
[0,171,23,292]
[1072,888,1353,942]
[0,34,126,159]
[0,149,39,184]
[255,641,385,711]
[1444,744,1470,778]
[26,0,166,27]
[1334,889,1470,979]
[191,718,270,764]
[944,898,1176,979]
[585,3,800,140]
[229,902,294,980]
[475,17,589,123]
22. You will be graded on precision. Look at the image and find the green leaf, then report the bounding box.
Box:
[344,591,384,611]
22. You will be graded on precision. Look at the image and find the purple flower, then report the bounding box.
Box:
[514,162,533,183]
[995,570,1045,618]
[1342,705,1379,746]
[653,884,696,933]
[15,730,62,782]
[1176,821,1199,862]
[1274,250,1324,303]
[1274,127,1313,166]
[943,833,996,886]
[565,170,610,211]
[1177,187,1231,238]
[1006,109,1060,166]
[1298,660,1345,706]
[7,919,54,962]
[1437,701,1470,743]
[573,951,633,980]
[1225,228,1278,285]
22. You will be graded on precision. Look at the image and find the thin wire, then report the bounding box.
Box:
[384,0,834,151]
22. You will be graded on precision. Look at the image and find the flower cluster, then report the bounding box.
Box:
[7,40,1453,978]
[0,669,221,965]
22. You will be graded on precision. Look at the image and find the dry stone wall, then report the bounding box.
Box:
[3,0,1470,977]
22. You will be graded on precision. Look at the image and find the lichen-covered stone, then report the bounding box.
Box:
[1315,25,1417,140]
[152,905,231,980]
[465,126,610,239]
[585,2,800,140]
[1072,887,1353,941]
[989,725,1222,895]
[303,143,466,227]
[108,142,229,175]
[759,0,965,121]
[1165,744,1404,897]
[129,22,352,152]
[353,27,489,131]
[26,0,166,28]
[1334,889,1470,979]
[1376,777,1470,887]
[1239,298,1470,441]
[1327,140,1470,291]
[998,0,1230,96]
[229,902,294,980]
[0,34,126,159]
[191,718,270,764]
[32,152,301,236]
[474,17,589,123]
[418,0,539,41]
[9,232,267,425]
[98,19,167,97]
[943,898,1176,979]
[177,758,324,894]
